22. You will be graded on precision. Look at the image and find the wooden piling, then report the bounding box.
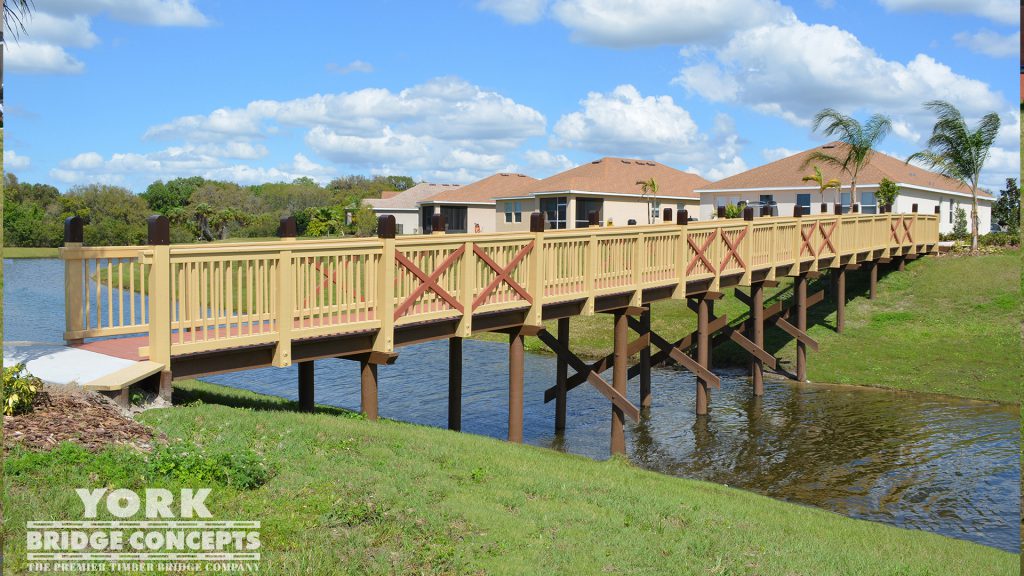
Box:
[639,309,652,409]
[360,360,378,421]
[750,282,765,396]
[298,361,314,412]
[448,337,462,431]
[611,310,629,454]
[696,297,711,415]
[509,331,524,443]
[836,266,846,333]
[795,275,808,382]
[554,317,569,432]
[869,261,878,299]
[897,256,906,272]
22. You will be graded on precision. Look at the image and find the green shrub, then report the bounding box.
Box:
[724,203,742,219]
[148,442,272,489]
[978,232,1020,247]
[952,206,968,239]
[3,365,41,416]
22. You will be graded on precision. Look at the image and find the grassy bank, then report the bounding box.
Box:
[2,379,1016,575]
[2,247,60,258]
[481,250,1021,404]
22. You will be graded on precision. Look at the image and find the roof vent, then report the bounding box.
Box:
[822,144,835,149]
[592,160,601,164]
[621,159,631,164]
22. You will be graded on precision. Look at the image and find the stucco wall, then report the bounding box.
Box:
[496,195,699,231]
[373,210,419,235]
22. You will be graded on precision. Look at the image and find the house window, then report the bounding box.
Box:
[440,206,467,233]
[504,202,513,223]
[759,194,774,205]
[860,192,877,214]
[649,199,662,222]
[949,199,954,223]
[796,194,811,209]
[540,196,568,229]
[575,198,603,228]
[840,192,851,214]
[514,201,523,223]
[421,206,436,233]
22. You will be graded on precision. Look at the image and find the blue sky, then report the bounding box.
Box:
[4,0,1020,193]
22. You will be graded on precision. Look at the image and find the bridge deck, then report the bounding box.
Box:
[61,210,938,386]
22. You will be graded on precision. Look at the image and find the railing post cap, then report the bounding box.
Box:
[676,209,688,225]
[529,211,545,232]
[64,215,84,243]
[934,205,941,214]
[377,214,396,239]
[742,206,754,221]
[588,210,600,227]
[662,207,673,222]
[277,216,297,238]
[430,212,447,234]
[911,203,918,213]
[851,204,859,213]
[147,214,170,245]
[627,219,637,225]
[834,203,843,215]
[793,206,803,218]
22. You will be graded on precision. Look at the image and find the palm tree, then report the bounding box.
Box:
[908,100,1000,253]
[801,165,842,207]
[4,0,34,41]
[636,178,658,224]
[803,108,892,206]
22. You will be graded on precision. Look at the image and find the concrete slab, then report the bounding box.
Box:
[3,341,137,386]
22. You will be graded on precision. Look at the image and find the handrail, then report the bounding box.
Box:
[61,211,939,363]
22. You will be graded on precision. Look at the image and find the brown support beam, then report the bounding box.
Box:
[638,309,652,409]
[794,274,808,382]
[750,282,765,396]
[509,330,525,443]
[298,361,314,412]
[158,371,173,403]
[706,300,714,371]
[611,310,628,455]
[360,360,378,421]
[554,317,569,432]
[536,330,640,421]
[448,337,462,431]
[696,296,711,415]
[836,266,847,333]
[897,256,906,271]
[868,261,878,299]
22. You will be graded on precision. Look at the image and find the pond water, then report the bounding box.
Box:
[4,258,1020,553]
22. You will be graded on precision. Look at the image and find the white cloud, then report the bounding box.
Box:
[326,60,374,74]
[953,29,1019,58]
[551,85,746,179]
[42,0,210,27]
[478,0,548,24]
[891,120,921,143]
[876,0,1017,24]
[64,152,105,169]
[5,41,85,74]
[7,2,208,75]
[674,19,1005,136]
[523,150,574,173]
[549,0,790,47]
[762,147,797,161]
[3,150,32,170]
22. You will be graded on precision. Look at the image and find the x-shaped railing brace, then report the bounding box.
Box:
[733,287,822,352]
[537,329,640,422]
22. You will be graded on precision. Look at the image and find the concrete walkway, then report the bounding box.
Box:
[3,341,137,387]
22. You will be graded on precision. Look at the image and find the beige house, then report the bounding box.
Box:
[493,157,708,232]
[696,143,993,234]
[418,173,537,233]
[363,182,460,235]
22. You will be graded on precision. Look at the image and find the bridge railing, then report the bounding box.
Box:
[61,210,938,364]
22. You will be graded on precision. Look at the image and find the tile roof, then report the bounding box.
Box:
[365,182,461,210]
[422,173,538,204]
[514,157,709,199]
[698,142,989,198]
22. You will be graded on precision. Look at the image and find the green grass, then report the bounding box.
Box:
[2,247,60,258]
[2,379,1016,575]
[480,250,1022,404]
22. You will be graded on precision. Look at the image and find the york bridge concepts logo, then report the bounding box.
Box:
[26,488,260,573]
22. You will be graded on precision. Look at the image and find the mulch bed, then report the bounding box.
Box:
[3,389,163,453]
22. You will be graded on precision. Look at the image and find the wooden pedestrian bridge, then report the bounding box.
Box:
[60,204,938,454]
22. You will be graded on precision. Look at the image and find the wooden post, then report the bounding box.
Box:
[750,282,765,396]
[273,216,296,367]
[795,274,808,382]
[554,317,569,432]
[611,310,628,455]
[696,296,711,415]
[360,360,378,421]
[706,299,714,371]
[448,337,462,431]
[298,361,314,412]
[868,261,878,299]
[897,256,906,272]
[508,330,525,443]
[836,266,846,333]
[375,216,397,353]
[63,216,85,345]
[639,309,652,409]
[147,215,173,401]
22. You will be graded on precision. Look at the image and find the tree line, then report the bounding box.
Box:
[2,174,415,247]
